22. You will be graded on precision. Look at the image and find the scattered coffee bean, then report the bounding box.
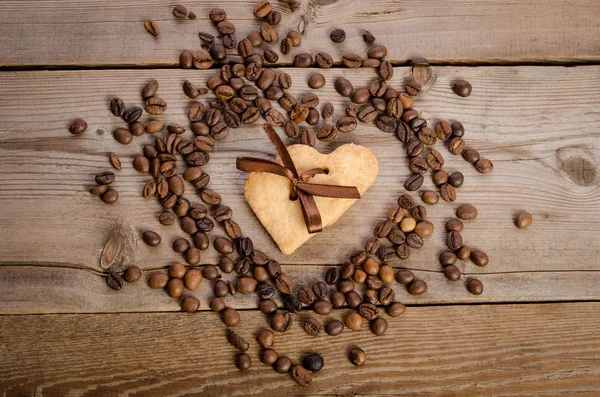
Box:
[69,119,87,135]
[343,53,363,68]
[444,265,461,281]
[236,353,252,371]
[141,79,158,100]
[371,317,388,336]
[453,79,472,97]
[308,73,326,89]
[457,246,471,260]
[303,317,322,336]
[462,149,480,164]
[476,159,494,174]
[330,28,346,42]
[144,20,159,36]
[471,250,489,267]
[407,279,427,295]
[467,278,484,295]
[302,353,324,372]
[404,174,424,191]
[274,356,292,373]
[515,211,533,229]
[448,172,464,188]
[387,302,406,317]
[396,269,414,285]
[349,347,366,366]
[456,204,478,220]
[345,312,364,331]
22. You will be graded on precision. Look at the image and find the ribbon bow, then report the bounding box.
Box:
[236,124,361,234]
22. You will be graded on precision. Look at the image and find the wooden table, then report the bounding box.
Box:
[1,1,599,395]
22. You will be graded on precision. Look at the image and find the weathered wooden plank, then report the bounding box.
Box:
[0,265,599,314]
[0,66,599,277]
[0,303,598,396]
[0,0,599,67]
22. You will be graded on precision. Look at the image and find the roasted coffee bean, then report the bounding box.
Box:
[260,22,277,43]
[396,121,411,143]
[368,79,387,98]
[256,69,276,91]
[313,299,333,315]
[213,237,233,255]
[131,121,147,137]
[283,120,300,138]
[440,184,456,202]
[302,353,324,373]
[461,149,480,165]
[376,115,396,133]
[366,45,386,59]
[220,308,241,328]
[467,278,483,295]
[286,30,302,46]
[337,279,355,293]
[449,121,464,137]
[148,273,169,289]
[142,230,161,246]
[399,92,414,110]
[476,158,494,174]
[141,79,158,100]
[407,279,428,295]
[434,120,452,141]
[227,330,249,352]
[299,130,316,147]
[284,295,302,313]
[237,277,258,294]
[198,32,215,44]
[371,317,388,336]
[133,156,150,174]
[185,151,209,167]
[325,320,344,336]
[406,233,424,248]
[374,219,393,238]
[307,107,321,125]
[183,269,202,291]
[471,250,489,267]
[330,28,346,42]
[353,269,367,285]
[271,312,293,333]
[109,98,125,117]
[334,77,353,97]
[256,282,275,300]
[379,60,394,81]
[421,190,439,205]
[453,79,472,97]
[196,218,214,232]
[122,106,142,123]
[144,19,159,36]
[95,171,115,186]
[405,81,421,96]
[266,10,282,25]
[439,251,458,266]
[316,124,337,142]
[456,204,478,220]
[356,303,378,321]
[357,105,378,122]
[123,266,142,284]
[431,170,448,186]
[400,218,416,234]
[448,172,464,188]
[388,227,406,245]
[325,267,340,285]
[386,98,403,119]
[297,285,316,305]
[168,263,187,279]
[444,265,462,281]
[303,317,322,336]
[253,0,272,17]
[446,231,463,251]
[426,150,444,170]
[145,97,167,115]
[342,53,363,68]
[180,50,194,69]
[410,205,426,221]
[515,211,533,229]
[290,105,309,124]
[365,275,383,290]
[208,43,226,61]
[335,116,356,133]
[278,36,294,55]
[265,108,284,127]
[308,73,326,89]
[180,216,197,234]
[445,219,464,233]
[192,231,210,250]
[418,127,437,145]
[404,173,424,191]
[213,280,228,298]
[209,8,226,22]
[394,269,414,286]
[113,128,133,145]
[350,88,371,105]
[448,137,466,156]
[373,98,386,113]
[339,262,354,280]
[378,247,396,263]
[409,157,429,174]
[193,53,213,70]
[161,193,177,209]
[312,281,327,298]
[142,181,156,198]
[234,258,251,276]
[222,33,237,49]
[312,52,332,69]
[106,272,124,291]
[155,177,168,197]
[253,265,269,281]
[291,365,312,387]
[185,247,201,265]
[275,274,293,295]
[188,104,207,122]
[401,108,418,123]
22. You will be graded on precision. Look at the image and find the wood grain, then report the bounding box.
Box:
[0,66,599,279]
[0,303,599,396]
[0,0,599,68]
[1,265,599,314]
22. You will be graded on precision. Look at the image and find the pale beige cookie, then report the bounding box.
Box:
[244,143,379,255]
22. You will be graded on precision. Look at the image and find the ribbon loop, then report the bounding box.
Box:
[236,124,361,234]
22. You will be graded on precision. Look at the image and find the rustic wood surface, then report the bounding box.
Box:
[0,0,599,68]
[1,303,599,396]
[1,0,599,394]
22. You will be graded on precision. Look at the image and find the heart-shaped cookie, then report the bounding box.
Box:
[244,143,379,255]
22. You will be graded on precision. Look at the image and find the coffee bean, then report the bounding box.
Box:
[325,267,340,285]
[333,117,355,134]
[265,108,284,127]
[144,20,159,36]
[476,159,494,174]
[297,285,315,305]
[379,60,394,81]
[226,330,249,352]
[342,53,363,68]
[303,317,322,336]
[439,251,458,266]
[324,320,344,336]
[167,278,185,298]
[290,104,309,124]
[234,258,250,276]
[293,52,313,68]
[407,279,427,295]
[369,79,387,98]
[448,172,464,188]
[275,274,293,294]
[345,312,364,331]
[259,22,277,43]
[440,184,457,202]
[312,52,332,69]
[302,353,324,373]
[284,295,302,313]
[236,277,258,294]
[417,127,436,146]
[371,317,388,336]
[405,81,421,96]
[148,273,169,289]
[142,230,161,247]
[301,93,319,109]
[409,157,428,175]
[141,79,158,100]
[255,282,275,300]
[142,181,156,198]
[335,77,353,97]
[374,115,395,134]
[106,272,123,290]
[361,29,376,43]
[180,50,194,68]
[456,204,478,220]
[374,219,393,238]
[122,106,142,123]
[421,190,439,205]
[387,302,406,317]
[254,0,272,17]
[273,356,292,373]
[183,269,202,291]
[444,265,461,281]
[145,97,167,115]
[184,247,201,265]
[297,130,314,147]
[467,278,483,295]
[357,105,378,122]
[453,80,472,97]
[308,73,326,89]
[234,353,251,371]
[513,211,533,229]
[396,121,411,143]
[425,150,444,170]
[462,149,480,164]
[395,269,414,285]
[316,124,337,142]
[404,173,424,191]
[108,97,126,117]
[448,137,466,156]
[329,28,346,42]
[378,285,395,306]
[434,120,452,141]
[271,312,293,332]
[446,231,463,250]
[123,266,142,283]
[95,171,115,186]
[193,53,213,70]
[406,232,424,248]
[471,250,489,267]
[291,365,312,387]
[398,194,415,210]
[262,49,278,64]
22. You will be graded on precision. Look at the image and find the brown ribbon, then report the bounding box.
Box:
[236,124,361,234]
